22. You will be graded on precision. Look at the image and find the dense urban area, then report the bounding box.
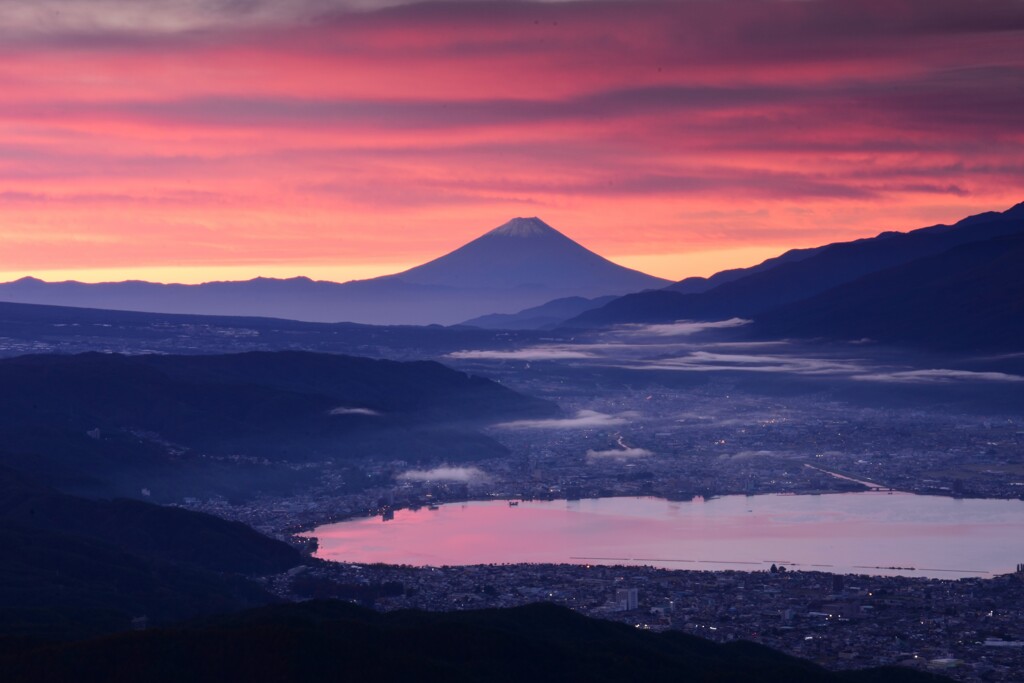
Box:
[177,378,1024,683]
[183,384,1024,538]
[257,560,1024,683]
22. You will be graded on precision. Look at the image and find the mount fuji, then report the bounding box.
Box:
[0,218,669,326]
[387,217,666,293]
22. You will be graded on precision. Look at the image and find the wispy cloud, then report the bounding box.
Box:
[619,318,751,337]
[495,409,633,430]
[586,447,653,460]
[719,450,784,462]
[448,346,596,361]
[702,341,791,349]
[605,348,1024,386]
[620,351,863,376]
[329,406,382,416]
[852,369,1024,384]
[397,466,487,483]
[676,414,775,427]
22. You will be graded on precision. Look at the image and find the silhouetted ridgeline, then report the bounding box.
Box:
[0,351,556,499]
[0,217,669,325]
[567,202,1024,345]
[0,601,952,683]
[751,232,1024,350]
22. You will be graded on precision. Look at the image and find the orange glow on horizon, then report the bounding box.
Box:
[0,262,419,286]
[0,244,795,285]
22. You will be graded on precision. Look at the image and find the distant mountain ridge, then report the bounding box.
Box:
[460,295,616,330]
[752,231,1024,349]
[388,217,666,292]
[568,202,1024,331]
[0,218,669,325]
[667,246,822,295]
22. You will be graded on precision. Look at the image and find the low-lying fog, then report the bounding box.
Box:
[447,321,1024,390]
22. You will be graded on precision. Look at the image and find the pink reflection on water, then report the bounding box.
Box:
[308,493,1024,578]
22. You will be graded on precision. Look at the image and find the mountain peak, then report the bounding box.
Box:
[1005,200,1024,217]
[387,215,669,297]
[485,217,557,238]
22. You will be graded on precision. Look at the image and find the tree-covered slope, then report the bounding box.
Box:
[1,601,953,683]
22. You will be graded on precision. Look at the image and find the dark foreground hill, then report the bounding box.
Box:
[0,468,299,575]
[1,601,952,683]
[0,351,555,499]
[0,468,299,641]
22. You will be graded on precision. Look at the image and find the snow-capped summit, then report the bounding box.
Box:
[485,217,558,238]
[390,217,670,294]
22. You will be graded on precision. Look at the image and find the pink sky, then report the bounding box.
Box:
[1,0,1022,284]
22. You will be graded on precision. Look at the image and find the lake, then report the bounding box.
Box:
[307,492,1024,579]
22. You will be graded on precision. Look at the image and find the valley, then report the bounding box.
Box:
[5,3,1023,680]
[2,204,1022,683]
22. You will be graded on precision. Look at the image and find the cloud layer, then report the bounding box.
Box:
[329,406,382,416]
[495,410,632,430]
[851,369,1024,384]
[454,338,1024,386]
[397,466,487,483]
[586,447,653,460]
[620,319,751,337]
[0,0,1022,282]
[448,346,595,361]
[622,351,863,376]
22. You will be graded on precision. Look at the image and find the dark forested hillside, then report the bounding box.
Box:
[1,601,953,683]
[0,469,299,641]
[0,351,555,499]
[0,468,300,574]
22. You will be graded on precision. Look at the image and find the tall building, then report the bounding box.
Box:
[616,587,639,611]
